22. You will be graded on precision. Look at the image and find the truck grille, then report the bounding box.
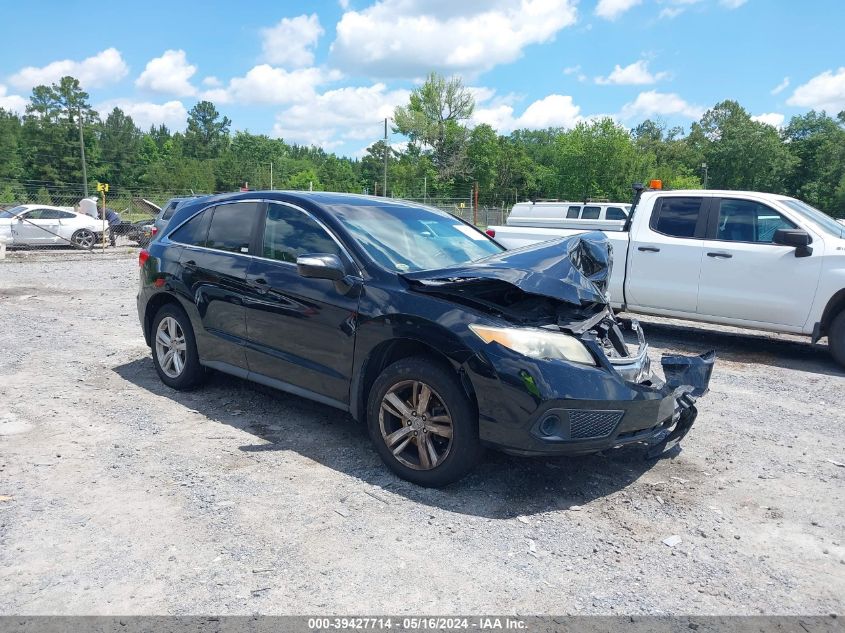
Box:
[566,409,625,439]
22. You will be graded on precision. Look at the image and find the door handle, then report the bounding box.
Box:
[249,278,270,294]
[707,252,733,259]
[183,260,197,270]
[638,246,661,253]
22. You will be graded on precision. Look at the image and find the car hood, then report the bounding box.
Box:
[401,232,612,308]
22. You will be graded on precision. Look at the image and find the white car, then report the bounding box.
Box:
[0,204,107,249]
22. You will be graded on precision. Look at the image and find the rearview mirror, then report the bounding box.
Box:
[773,229,813,257]
[296,253,345,281]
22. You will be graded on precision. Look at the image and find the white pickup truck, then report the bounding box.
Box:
[487,189,845,365]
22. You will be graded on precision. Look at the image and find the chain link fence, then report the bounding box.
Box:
[0,187,514,259]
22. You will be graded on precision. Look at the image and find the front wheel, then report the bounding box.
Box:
[829,311,845,367]
[70,229,95,250]
[367,357,483,487]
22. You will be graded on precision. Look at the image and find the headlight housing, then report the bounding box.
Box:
[469,324,596,366]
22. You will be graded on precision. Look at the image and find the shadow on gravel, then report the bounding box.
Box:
[634,320,844,378]
[114,357,667,520]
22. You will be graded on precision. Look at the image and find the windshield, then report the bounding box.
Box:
[779,199,845,239]
[0,205,26,218]
[329,203,504,272]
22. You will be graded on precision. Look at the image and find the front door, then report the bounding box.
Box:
[697,197,823,327]
[14,209,61,245]
[626,196,709,314]
[243,201,360,405]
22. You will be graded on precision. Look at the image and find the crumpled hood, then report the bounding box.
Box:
[401,231,612,307]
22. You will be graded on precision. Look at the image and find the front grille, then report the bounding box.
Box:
[566,409,624,439]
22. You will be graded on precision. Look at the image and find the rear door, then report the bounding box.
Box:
[697,197,823,327]
[626,196,709,314]
[172,201,263,370]
[243,201,360,405]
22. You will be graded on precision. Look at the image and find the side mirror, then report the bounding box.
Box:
[773,229,813,257]
[296,253,346,281]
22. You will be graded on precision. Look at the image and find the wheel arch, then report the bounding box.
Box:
[818,288,845,339]
[143,292,185,346]
[350,336,478,423]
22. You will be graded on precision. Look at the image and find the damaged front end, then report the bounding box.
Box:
[402,232,715,458]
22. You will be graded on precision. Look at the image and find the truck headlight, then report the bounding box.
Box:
[469,324,596,366]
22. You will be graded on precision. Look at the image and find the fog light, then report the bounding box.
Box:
[538,415,560,437]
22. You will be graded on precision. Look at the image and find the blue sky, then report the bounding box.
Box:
[1,0,844,157]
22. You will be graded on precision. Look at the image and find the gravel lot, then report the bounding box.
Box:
[1,252,843,615]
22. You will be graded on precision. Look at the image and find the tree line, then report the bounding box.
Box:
[1,73,843,217]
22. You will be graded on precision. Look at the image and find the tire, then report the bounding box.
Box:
[70,229,95,250]
[829,310,845,367]
[366,356,483,487]
[150,303,206,390]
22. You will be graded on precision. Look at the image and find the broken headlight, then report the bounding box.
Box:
[469,324,596,366]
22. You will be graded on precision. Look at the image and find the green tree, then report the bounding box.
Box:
[99,107,141,189]
[393,72,474,181]
[0,108,23,180]
[183,101,231,160]
[782,110,845,212]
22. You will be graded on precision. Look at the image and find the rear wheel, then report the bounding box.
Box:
[367,357,483,487]
[829,310,845,367]
[151,303,206,390]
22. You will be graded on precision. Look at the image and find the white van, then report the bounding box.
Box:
[505,201,631,231]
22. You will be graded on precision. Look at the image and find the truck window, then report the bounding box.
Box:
[715,199,796,243]
[582,206,600,220]
[651,197,704,238]
[566,206,580,219]
[606,207,626,221]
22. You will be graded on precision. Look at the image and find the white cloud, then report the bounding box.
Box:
[0,85,27,113]
[719,0,747,8]
[619,90,704,120]
[330,0,578,77]
[272,83,411,147]
[596,60,668,85]
[595,0,642,20]
[261,14,324,68]
[213,65,340,105]
[9,48,128,91]
[657,0,703,19]
[473,93,582,132]
[771,76,790,95]
[96,100,188,131]
[135,50,197,97]
[202,76,222,87]
[787,68,845,112]
[751,112,785,128]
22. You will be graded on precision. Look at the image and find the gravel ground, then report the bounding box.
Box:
[0,252,843,615]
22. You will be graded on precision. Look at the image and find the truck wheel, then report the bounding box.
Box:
[829,311,845,367]
[366,357,483,487]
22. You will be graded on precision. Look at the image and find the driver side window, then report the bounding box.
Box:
[263,203,342,263]
[716,199,796,243]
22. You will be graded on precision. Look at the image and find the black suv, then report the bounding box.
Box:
[137,192,713,486]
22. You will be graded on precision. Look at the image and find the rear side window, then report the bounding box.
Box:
[606,207,626,221]
[651,197,704,238]
[161,201,179,220]
[566,206,580,219]
[169,208,211,246]
[206,202,262,254]
[582,206,601,220]
[263,203,342,263]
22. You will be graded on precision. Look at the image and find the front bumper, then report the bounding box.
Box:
[465,325,714,457]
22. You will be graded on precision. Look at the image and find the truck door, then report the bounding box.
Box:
[697,197,822,327]
[626,196,708,314]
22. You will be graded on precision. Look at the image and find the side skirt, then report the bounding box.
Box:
[201,360,350,412]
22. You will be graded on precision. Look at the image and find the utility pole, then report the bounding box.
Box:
[78,105,89,197]
[701,162,709,189]
[270,162,274,190]
[383,118,388,197]
[423,175,427,203]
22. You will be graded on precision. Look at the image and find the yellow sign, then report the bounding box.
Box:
[96,182,109,192]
